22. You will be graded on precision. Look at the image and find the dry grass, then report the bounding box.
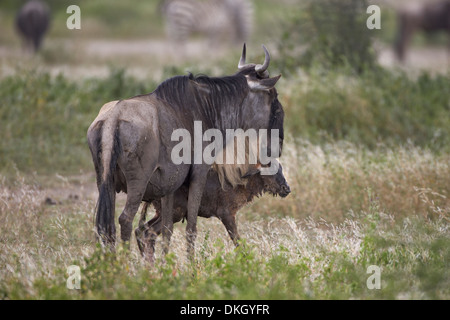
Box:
[1,140,448,299]
[251,139,450,222]
[1,0,448,300]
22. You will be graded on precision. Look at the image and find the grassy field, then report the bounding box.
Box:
[0,68,449,299]
[0,0,449,300]
[0,163,449,299]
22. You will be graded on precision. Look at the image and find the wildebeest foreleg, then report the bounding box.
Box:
[186,167,209,260]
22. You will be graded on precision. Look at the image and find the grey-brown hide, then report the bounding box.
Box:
[87,44,285,259]
[395,0,450,61]
[135,161,291,262]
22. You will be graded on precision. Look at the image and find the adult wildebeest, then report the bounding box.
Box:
[87,44,284,259]
[16,0,50,53]
[394,0,450,61]
[135,160,290,263]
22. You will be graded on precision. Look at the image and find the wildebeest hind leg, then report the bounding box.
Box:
[186,167,209,260]
[119,178,149,244]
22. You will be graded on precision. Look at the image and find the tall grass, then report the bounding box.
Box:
[0,55,448,300]
[253,139,450,222]
[1,0,448,300]
[0,170,448,299]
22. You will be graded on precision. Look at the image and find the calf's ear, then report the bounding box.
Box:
[241,164,262,179]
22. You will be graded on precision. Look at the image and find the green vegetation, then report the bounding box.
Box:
[281,68,450,151]
[1,66,448,175]
[0,69,448,297]
[277,0,377,74]
[0,69,153,175]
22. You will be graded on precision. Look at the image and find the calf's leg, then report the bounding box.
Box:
[220,213,241,247]
[161,194,174,255]
[136,215,162,265]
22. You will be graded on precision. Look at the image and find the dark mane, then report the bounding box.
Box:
[269,94,284,155]
[153,73,249,130]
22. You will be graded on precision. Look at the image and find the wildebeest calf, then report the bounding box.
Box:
[135,162,290,263]
[16,0,50,53]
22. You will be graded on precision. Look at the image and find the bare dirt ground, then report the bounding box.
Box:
[0,38,241,80]
[375,43,450,75]
[33,172,129,212]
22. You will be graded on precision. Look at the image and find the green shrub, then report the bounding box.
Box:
[276,0,377,75]
[282,68,450,151]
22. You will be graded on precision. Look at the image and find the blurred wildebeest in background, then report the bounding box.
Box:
[135,160,291,263]
[395,0,450,61]
[87,44,284,260]
[16,0,51,53]
[161,0,253,45]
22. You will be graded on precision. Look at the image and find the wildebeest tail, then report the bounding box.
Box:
[94,121,121,248]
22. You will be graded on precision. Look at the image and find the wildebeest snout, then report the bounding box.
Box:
[280,183,291,198]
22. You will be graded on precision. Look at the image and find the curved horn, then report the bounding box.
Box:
[255,45,270,75]
[238,43,247,69]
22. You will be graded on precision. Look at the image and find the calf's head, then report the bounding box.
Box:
[242,161,291,198]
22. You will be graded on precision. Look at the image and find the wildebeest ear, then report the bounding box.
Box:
[248,74,281,91]
[241,164,262,179]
